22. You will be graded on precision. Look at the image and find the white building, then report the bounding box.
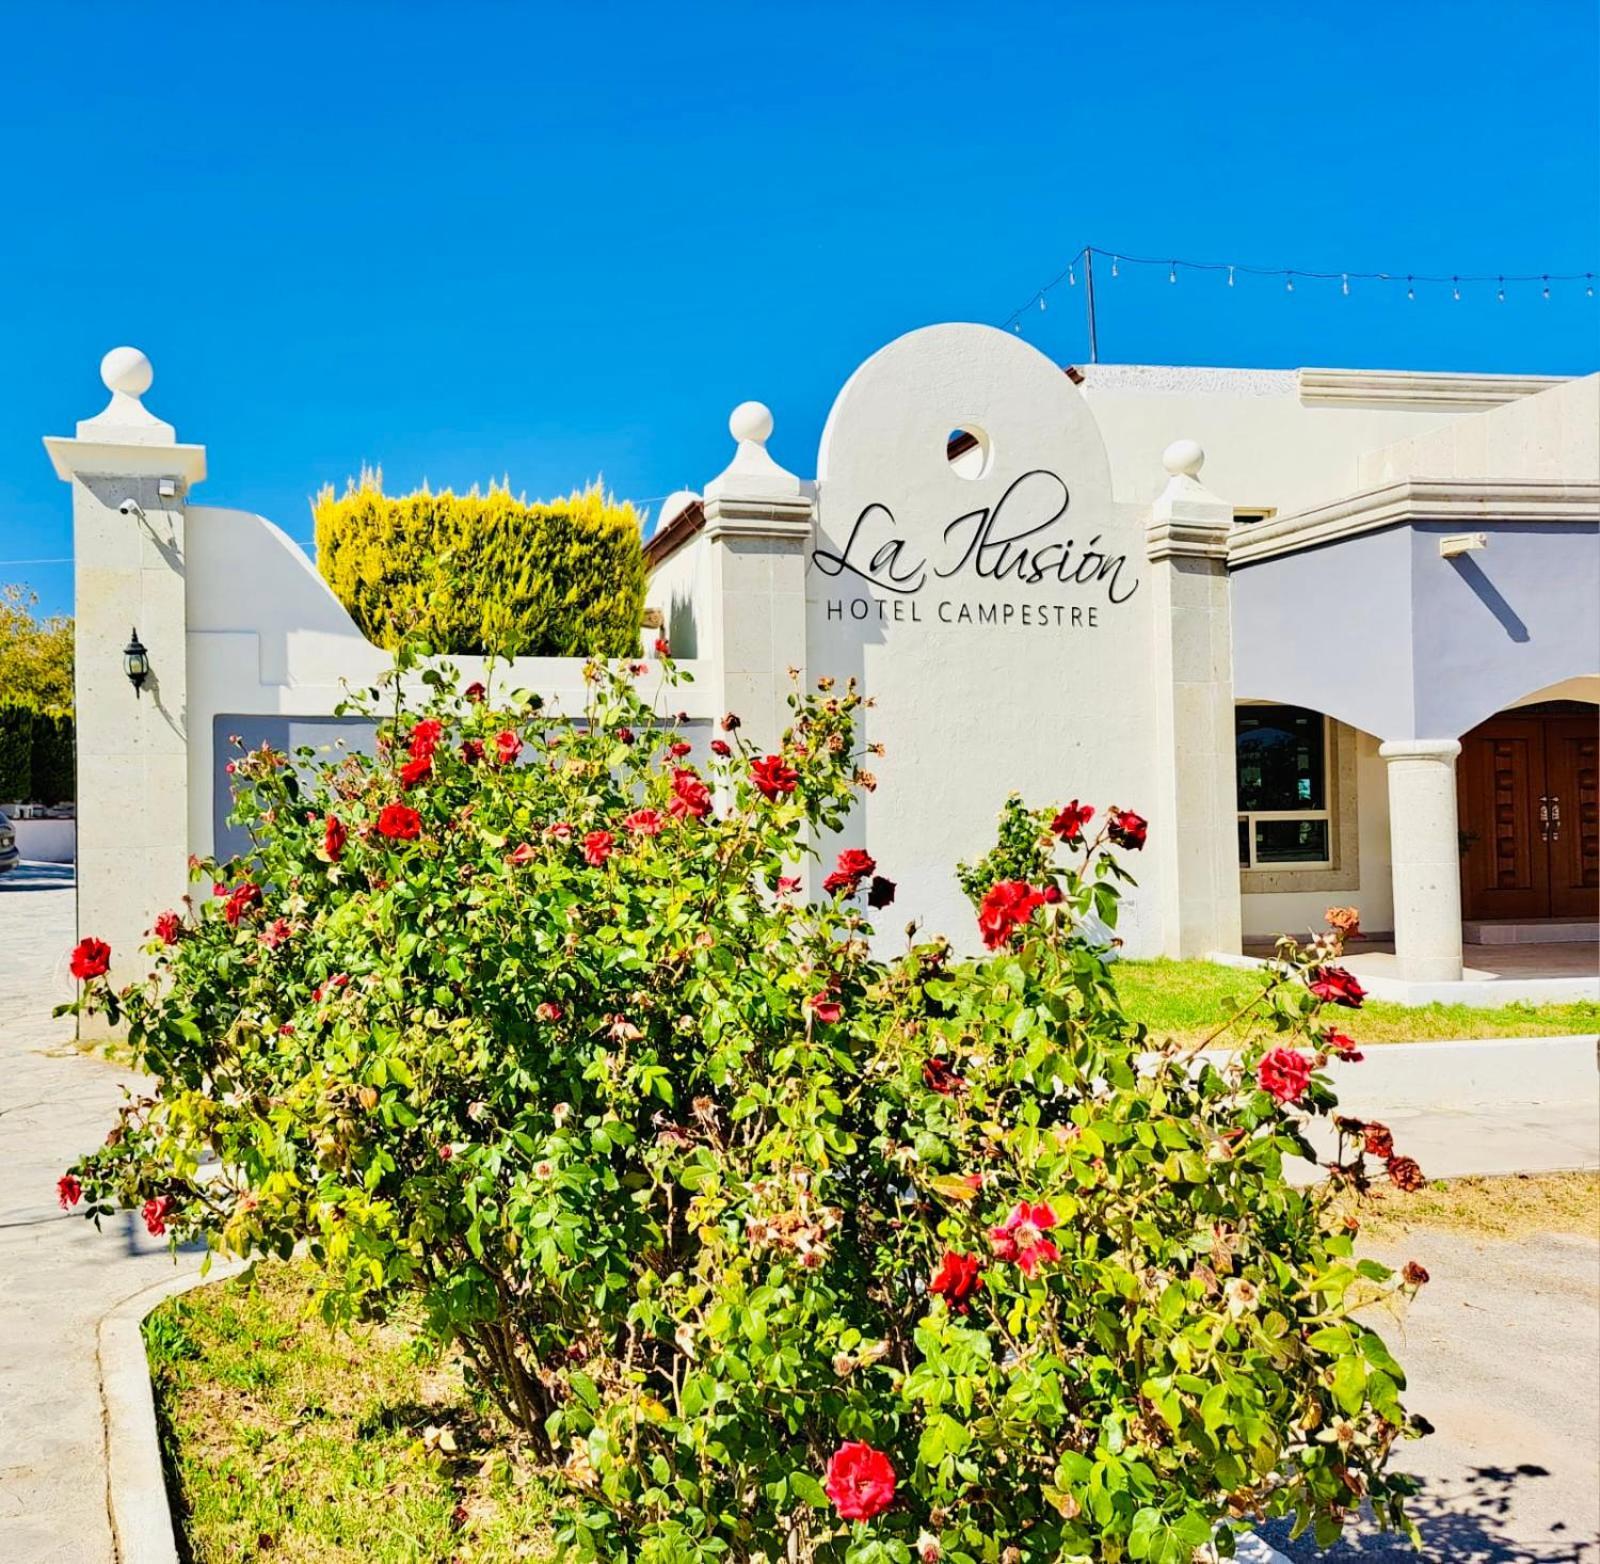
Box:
[47,331,1599,1004]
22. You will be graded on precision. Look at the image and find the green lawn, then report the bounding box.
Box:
[1111,958,1600,1046]
[144,1264,560,1563]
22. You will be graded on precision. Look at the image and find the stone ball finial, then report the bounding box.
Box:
[729,400,773,445]
[101,346,153,399]
[1162,438,1204,478]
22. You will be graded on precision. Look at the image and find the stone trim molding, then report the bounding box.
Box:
[1297,368,1568,409]
[100,1258,251,1564]
[1240,720,1361,895]
[700,494,815,545]
[1228,479,1600,567]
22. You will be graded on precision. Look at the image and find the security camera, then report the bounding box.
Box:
[118,497,146,519]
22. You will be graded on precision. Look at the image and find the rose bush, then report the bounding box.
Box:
[61,649,1427,1563]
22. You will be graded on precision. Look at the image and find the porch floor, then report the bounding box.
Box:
[1243,936,1600,984]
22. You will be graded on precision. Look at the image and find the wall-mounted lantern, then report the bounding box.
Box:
[123,627,150,696]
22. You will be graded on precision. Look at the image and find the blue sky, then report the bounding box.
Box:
[3,0,1596,616]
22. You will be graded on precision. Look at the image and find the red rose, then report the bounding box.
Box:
[464,681,487,704]
[721,712,741,732]
[1107,808,1148,850]
[223,883,263,926]
[438,1143,454,1161]
[1309,966,1366,1008]
[669,768,712,821]
[1257,1046,1313,1104]
[624,808,665,837]
[1051,800,1094,842]
[536,1001,564,1023]
[582,830,616,867]
[751,754,799,799]
[376,803,423,840]
[922,1056,963,1095]
[867,876,896,909]
[142,1196,173,1237]
[667,740,693,759]
[400,753,433,789]
[929,1250,983,1312]
[654,635,671,658]
[614,727,635,745]
[824,1441,896,1521]
[258,917,293,951]
[1362,1121,1394,1159]
[1324,1029,1363,1062]
[324,813,347,861]
[408,718,444,758]
[988,1200,1059,1276]
[809,992,843,1025]
[507,843,537,866]
[1386,1155,1426,1192]
[70,937,112,980]
[976,880,1045,950]
[460,738,485,765]
[153,912,182,946]
[493,730,523,766]
[547,820,574,841]
[822,848,876,896]
[710,739,731,758]
[775,875,802,897]
[58,1174,82,1209]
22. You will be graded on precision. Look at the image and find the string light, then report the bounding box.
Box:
[997,245,1599,336]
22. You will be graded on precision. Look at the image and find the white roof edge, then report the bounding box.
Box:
[1072,362,1569,408]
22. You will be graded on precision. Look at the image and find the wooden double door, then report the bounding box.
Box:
[1457,706,1600,922]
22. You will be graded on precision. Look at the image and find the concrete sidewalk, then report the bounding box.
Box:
[0,866,206,1564]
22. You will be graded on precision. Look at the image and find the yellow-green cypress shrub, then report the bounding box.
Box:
[313,469,647,656]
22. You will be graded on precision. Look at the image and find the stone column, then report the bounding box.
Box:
[1378,738,1464,982]
[43,349,206,986]
[699,402,814,751]
[1145,440,1243,958]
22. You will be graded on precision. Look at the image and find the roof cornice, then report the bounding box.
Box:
[1297,368,1568,409]
[1228,478,1600,567]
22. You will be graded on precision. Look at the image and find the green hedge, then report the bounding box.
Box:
[0,702,75,805]
[313,471,647,657]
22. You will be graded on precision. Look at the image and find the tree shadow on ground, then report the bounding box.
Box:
[1262,1461,1598,1561]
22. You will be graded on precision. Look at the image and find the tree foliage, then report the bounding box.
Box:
[0,702,74,804]
[62,650,1426,1563]
[314,471,647,658]
[0,583,74,712]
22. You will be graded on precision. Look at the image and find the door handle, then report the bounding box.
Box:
[1538,795,1551,842]
[1549,794,1561,843]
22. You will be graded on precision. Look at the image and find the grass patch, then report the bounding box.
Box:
[1348,1170,1600,1245]
[144,1262,560,1563]
[1112,958,1600,1046]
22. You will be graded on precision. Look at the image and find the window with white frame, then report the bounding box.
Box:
[1236,705,1331,868]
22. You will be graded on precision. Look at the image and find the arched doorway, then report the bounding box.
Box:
[1457,699,1599,923]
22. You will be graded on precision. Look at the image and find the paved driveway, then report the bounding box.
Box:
[0,865,205,1563]
[1263,1227,1600,1563]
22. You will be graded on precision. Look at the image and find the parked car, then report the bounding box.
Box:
[0,811,18,875]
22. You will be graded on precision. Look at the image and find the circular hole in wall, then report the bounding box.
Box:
[946,426,992,479]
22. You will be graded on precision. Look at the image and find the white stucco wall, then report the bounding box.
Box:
[1076,366,1561,518]
[644,527,713,660]
[185,505,716,858]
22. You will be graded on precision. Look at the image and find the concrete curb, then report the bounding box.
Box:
[98,1257,252,1564]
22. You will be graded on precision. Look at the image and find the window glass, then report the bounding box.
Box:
[1236,705,1326,813]
[1254,819,1330,864]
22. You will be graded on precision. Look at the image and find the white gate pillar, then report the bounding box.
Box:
[44,348,205,983]
[1145,440,1242,958]
[699,402,814,751]
[1379,738,1465,982]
